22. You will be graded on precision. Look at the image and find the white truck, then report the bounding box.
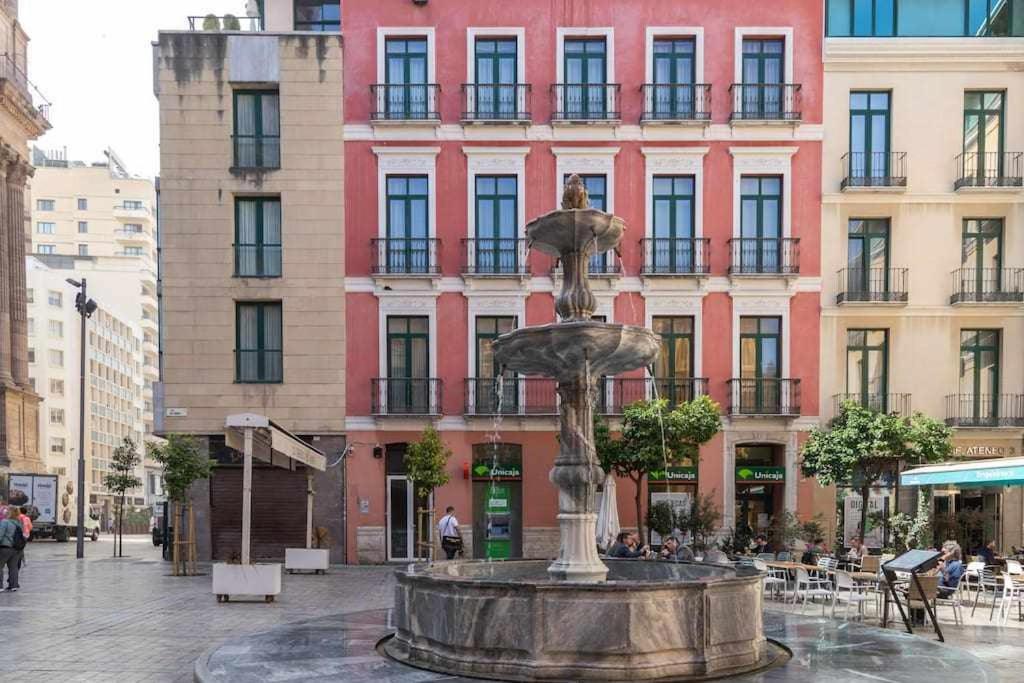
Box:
[5,473,100,542]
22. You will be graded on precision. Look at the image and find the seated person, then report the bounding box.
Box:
[801,538,826,566]
[937,541,965,598]
[658,536,694,562]
[978,539,997,566]
[750,535,771,555]
[608,531,649,559]
[847,537,866,563]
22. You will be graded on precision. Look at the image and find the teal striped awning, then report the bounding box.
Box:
[901,457,1024,487]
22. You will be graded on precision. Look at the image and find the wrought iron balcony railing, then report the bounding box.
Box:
[728,238,799,275]
[640,84,711,122]
[0,52,51,125]
[727,378,800,416]
[464,377,557,416]
[462,238,529,276]
[836,267,909,304]
[841,152,907,190]
[461,84,531,122]
[729,84,801,122]
[954,152,1024,190]
[552,255,622,277]
[372,378,443,416]
[945,394,1024,428]
[371,238,440,276]
[551,83,621,122]
[370,84,441,122]
[950,268,1024,304]
[641,238,711,276]
[832,393,912,417]
[599,377,709,415]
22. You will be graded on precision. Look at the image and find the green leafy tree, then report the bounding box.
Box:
[646,501,676,541]
[103,437,142,558]
[595,395,721,544]
[801,402,952,543]
[677,491,722,551]
[147,434,212,575]
[405,426,453,499]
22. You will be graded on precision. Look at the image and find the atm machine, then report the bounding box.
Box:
[484,483,512,559]
[471,446,523,559]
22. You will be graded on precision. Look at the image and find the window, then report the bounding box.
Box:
[564,39,608,119]
[959,329,999,422]
[37,222,55,234]
[474,38,519,119]
[78,244,88,256]
[960,218,1003,298]
[963,91,1005,183]
[26,289,33,304]
[386,316,430,412]
[738,316,782,411]
[49,320,63,338]
[123,246,143,256]
[78,198,88,210]
[235,197,282,277]
[475,316,517,411]
[563,174,609,272]
[849,92,891,180]
[51,437,66,454]
[384,39,429,119]
[294,0,340,31]
[652,317,695,405]
[847,218,890,296]
[122,200,144,210]
[650,38,697,118]
[50,378,64,396]
[846,330,888,410]
[50,408,64,425]
[740,39,785,118]
[124,223,143,234]
[737,176,783,273]
[36,199,54,211]
[48,291,62,307]
[233,90,281,169]
[27,318,34,336]
[651,176,696,273]
[474,176,518,273]
[49,349,63,366]
[235,302,283,382]
[28,348,35,364]
[827,0,1022,37]
[78,221,88,233]
[38,245,55,255]
[385,176,429,273]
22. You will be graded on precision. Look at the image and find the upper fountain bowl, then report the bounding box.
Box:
[526,208,625,260]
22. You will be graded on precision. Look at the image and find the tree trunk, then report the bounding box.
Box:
[859,483,871,545]
[633,474,644,546]
[118,494,125,557]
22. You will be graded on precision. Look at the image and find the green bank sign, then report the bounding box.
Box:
[649,467,698,482]
[472,462,523,481]
[736,466,785,484]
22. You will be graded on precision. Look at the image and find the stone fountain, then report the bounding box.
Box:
[384,176,782,681]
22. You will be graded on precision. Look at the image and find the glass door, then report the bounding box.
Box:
[740,317,781,412]
[475,38,517,119]
[652,317,694,406]
[386,475,413,560]
[652,176,696,273]
[846,330,888,411]
[739,176,782,272]
[385,38,428,119]
[387,316,429,413]
[564,39,607,118]
[475,176,518,273]
[849,92,890,181]
[386,176,429,273]
[961,219,1002,299]
[741,39,784,117]
[652,38,695,118]
[847,219,889,297]
[964,91,1004,183]
[960,330,999,424]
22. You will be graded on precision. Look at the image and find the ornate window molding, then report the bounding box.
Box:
[464,147,530,241]
[729,146,798,239]
[642,146,708,239]
[372,146,440,240]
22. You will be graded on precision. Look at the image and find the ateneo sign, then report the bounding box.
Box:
[735,466,785,484]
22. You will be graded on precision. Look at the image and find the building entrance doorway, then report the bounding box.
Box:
[385,444,430,561]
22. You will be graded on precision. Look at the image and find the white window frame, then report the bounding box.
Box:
[555,27,615,118]
[373,147,440,240]
[730,295,791,379]
[642,147,709,271]
[37,222,55,234]
[733,27,794,84]
[643,295,704,382]
[377,27,436,84]
[645,27,704,84]
[553,147,619,268]
[466,28,527,118]
[376,295,439,413]
[464,147,530,270]
[466,296,528,410]
[729,146,798,239]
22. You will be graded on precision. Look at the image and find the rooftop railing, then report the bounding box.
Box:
[187,15,264,32]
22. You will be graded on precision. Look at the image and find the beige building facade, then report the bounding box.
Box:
[822,36,1024,552]
[153,19,345,561]
[0,0,50,474]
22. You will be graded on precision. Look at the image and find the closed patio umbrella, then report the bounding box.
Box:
[595,473,620,552]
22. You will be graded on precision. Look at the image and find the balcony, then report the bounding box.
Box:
[600,377,709,415]
[832,393,912,417]
[552,256,621,279]
[370,84,441,123]
[372,378,443,416]
[840,152,907,191]
[187,15,264,31]
[114,228,151,244]
[0,52,51,132]
[728,238,799,276]
[945,394,1024,428]
[640,84,711,124]
[113,203,151,219]
[727,378,801,417]
[641,238,710,276]
[464,377,557,416]
[551,84,621,123]
[232,135,280,170]
[729,84,801,123]
[836,268,909,304]
[950,268,1024,305]
[954,152,1024,191]
[371,238,440,277]
[462,238,529,277]
[461,84,531,123]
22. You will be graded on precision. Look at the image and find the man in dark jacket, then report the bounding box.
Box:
[608,531,649,559]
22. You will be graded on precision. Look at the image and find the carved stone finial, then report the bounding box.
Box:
[561,174,589,210]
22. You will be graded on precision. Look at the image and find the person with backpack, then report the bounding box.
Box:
[0,510,23,591]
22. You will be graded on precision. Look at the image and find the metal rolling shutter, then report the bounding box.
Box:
[210,466,307,561]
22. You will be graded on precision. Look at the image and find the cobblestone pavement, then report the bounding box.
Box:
[2,536,396,682]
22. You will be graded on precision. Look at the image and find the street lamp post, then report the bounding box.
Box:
[67,278,97,559]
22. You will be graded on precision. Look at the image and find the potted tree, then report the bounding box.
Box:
[103,437,142,558]
[405,426,452,560]
[148,434,211,577]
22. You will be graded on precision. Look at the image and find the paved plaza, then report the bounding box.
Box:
[3,536,1022,682]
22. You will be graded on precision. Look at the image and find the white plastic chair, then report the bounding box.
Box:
[936,576,965,626]
[1006,559,1023,576]
[794,566,832,614]
[971,567,1003,620]
[755,558,786,600]
[998,573,1023,625]
[832,570,871,620]
[963,561,985,594]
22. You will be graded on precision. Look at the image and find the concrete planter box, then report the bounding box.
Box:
[212,563,281,602]
[285,548,329,573]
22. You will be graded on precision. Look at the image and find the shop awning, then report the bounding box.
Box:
[900,457,1024,487]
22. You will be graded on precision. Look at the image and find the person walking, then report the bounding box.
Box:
[437,506,463,560]
[16,507,31,569]
[0,512,22,592]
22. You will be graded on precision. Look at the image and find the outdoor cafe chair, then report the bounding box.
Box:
[971,567,1003,620]
[1006,559,1023,576]
[998,573,1024,625]
[903,574,941,627]
[754,559,787,600]
[831,570,871,620]
[859,555,881,574]
[756,552,776,561]
[794,566,832,615]
[963,561,986,594]
[935,577,966,626]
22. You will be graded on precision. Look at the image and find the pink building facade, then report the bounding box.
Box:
[342,0,827,563]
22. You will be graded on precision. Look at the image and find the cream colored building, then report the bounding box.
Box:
[29,149,159,435]
[26,256,147,515]
[153,14,345,561]
[822,31,1024,551]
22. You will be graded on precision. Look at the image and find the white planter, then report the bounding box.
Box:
[212,563,282,602]
[285,548,330,573]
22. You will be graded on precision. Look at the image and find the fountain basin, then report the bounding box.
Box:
[385,559,778,681]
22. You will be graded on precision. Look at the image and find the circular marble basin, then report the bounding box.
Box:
[384,559,782,681]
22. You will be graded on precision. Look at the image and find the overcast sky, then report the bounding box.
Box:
[21,1,249,179]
